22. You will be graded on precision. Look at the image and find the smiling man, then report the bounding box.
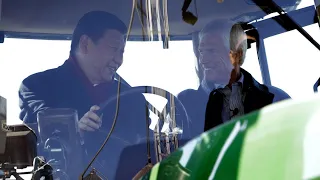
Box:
[202,20,291,132]
[18,11,151,179]
[178,19,290,136]
[19,11,128,130]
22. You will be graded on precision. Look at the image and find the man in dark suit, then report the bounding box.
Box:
[19,11,152,179]
[178,19,290,137]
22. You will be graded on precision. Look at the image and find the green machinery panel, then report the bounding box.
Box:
[142,95,320,180]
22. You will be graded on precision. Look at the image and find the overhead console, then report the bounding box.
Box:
[0,0,301,40]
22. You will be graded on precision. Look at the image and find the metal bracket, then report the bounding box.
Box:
[314,78,320,92]
[256,36,272,85]
[252,0,320,51]
[0,0,2,22]
[0,0,3,43]
[0,32,3,43]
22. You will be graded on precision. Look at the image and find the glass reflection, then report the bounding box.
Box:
[0,0,318,179]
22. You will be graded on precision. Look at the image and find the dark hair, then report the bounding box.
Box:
[70,11,127,55]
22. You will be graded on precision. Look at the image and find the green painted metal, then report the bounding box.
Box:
[142,95,320,180]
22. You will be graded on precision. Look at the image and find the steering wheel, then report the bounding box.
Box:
[95,85,192,138]
[80,86,192,179]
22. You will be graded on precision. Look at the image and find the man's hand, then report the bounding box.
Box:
[79,105,102,133]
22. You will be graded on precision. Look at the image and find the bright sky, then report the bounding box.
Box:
[0,0,319,178]
[1,23,320,126]
[0,0,315,123]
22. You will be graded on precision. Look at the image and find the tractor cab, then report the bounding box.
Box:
[0,0,320,179]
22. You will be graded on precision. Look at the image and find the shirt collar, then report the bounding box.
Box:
[238,72,244,85]
[68,56,114,87]
[68,56,94,87]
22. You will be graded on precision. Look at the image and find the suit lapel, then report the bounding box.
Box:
[204,90,224,131]
[241,69,274,113]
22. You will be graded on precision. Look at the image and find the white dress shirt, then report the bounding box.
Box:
[218,74,245,122]
[201,73,291,122]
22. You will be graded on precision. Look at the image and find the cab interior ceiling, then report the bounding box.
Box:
[0,0,319,50]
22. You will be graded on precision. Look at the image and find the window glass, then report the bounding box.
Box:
[118,41,199,95]
[264,23,320,99]
[0,38,265,125]
[0,1,318,179]
[297,0,314,9]
[0,39,69,124]
[0,36,264,179]
[0,39,200,125]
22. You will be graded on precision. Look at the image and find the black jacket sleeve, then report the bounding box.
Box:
[19,72,54,123]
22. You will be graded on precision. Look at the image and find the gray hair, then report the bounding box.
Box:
[198,19,247,65]
[0,96,6,120]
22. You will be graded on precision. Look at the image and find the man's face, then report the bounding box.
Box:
[86,29,126,83]
[198,33,234,84]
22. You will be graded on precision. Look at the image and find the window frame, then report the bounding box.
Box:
[250,5,319,86]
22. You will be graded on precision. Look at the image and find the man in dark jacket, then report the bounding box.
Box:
[178,19,290,137]
[19,11,152,179]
